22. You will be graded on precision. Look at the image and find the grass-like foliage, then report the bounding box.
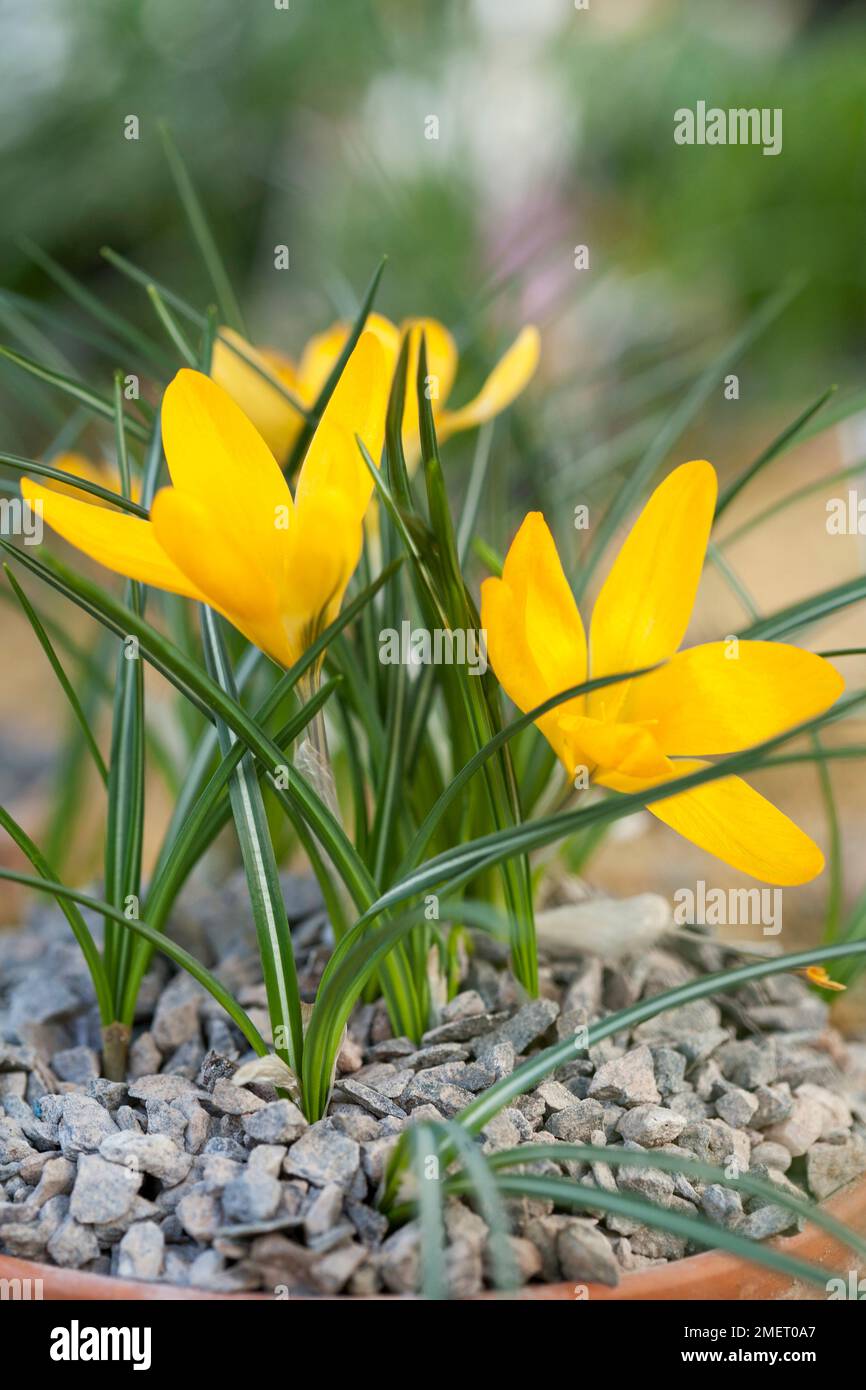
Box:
[2,134,865,1295]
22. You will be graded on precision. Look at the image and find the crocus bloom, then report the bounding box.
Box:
[211,313,540,464]
[22,332,389,669]
[38,452,140,504]
[481,460,843,885]
[800,965,846,991]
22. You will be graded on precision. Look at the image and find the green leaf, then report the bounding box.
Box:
[159,123,246,335]
[199,606,304,1075]
[715,386,837,521]
[3,565,108,784]
[740,576,866,641]
[0,344,149,441]
[0,452,148,517]
[0,809,112,1023]
[0,870,267,1055]
[285,257,387,476]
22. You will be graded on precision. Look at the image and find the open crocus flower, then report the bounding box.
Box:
[22,331,389,670]
[481,460,844,885]
[211,312,540,464]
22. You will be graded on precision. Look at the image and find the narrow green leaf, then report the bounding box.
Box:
[0,345,148,440]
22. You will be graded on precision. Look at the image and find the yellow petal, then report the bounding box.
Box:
[622,640,844,755]
[438,325,540,439]
[296,313,400,404]
[481,574,574,770]
[283,488,364,661]
[800,965,846,991]
[20,477,206,600]
[559,716,670,779]
[588,460,717,721]
[598,756,825,885]
[501,512,587,701]
[210,328,304,463]
[161,368,294,580]
[295,331,390,519]
[150,487,280,624]
[481,512,587,772]
[400,318,459,449]
[39,452,140,505]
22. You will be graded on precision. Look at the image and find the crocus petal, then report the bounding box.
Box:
[20,477,206,600]
[294,331,391,518]
[559,716,670,779]
[400,318,459,447]
[297,313,400,405]
[211,328,304,463]
[161,368,294,580]
[438,325,540,439]
[150,486,280,620]
[283,488,364,661]
[622,640,844,755]
[501,512,587,702]
[482,512,587,772]
[39,452,139,505]
[588,460,717,720]
[481,573,575,771]
[598,756,824,885]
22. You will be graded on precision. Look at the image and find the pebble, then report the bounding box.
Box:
[283,1124,360,1189]
[765,1095,825,1157]
[46,1214,100,1268]
[482,999,560,1054]
[58,1095,119,1156]
[616,1105,686,1147]
[679,1119,750,1170]
[714,1087,759,1129]
[222,1169,282,1224]
[806,1136,866,1200]
[588,1047,661,1107]
[242,1099,307,1144]
[333,1079,406,1120]
[99,1131,193,1185]
[545,1099,605,1142]
[117,1220,164,1280]
[716,1039,777,1089]
[557,1219,620,1286]
[70,1153,142,1224]
[701,1184,743,1229]
[52,1046,100,1085]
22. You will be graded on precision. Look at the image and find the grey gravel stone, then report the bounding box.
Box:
[99,1131,193,1186]
[557,1219,619,1286]
[715,1087,759,1129]
[242,1099,307,1144]
[128,1033,162,1079]
[46,1214,100,1268]
[117,1220,164,1280]
[751,1141,793,1172]
[483,999,560,1054]
[616,1105,686,1147]
[222,1169,282,1224]
[283,1123,360,1189]
[52,1046,100,1085]
[716,1038,777,1089]
[701,1184,743,1229]
[70,1153,142,1224]
[333,1079,406,1120]
[58,1095,119,1156]
[806,1136,866,1200]
[650,1046,687,1097]
[679,1119,750,1170]
[752,1083,794,1128]
[128,1074,205,1104]
[740,1204,796,1239]
[588,1046,660,1107]
[545,1099,605,1142]
[765,1095,825,1157]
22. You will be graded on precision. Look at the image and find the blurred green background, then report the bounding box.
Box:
[1,0,864,447]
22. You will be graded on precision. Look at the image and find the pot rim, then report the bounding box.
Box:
[2,1172,864,1301]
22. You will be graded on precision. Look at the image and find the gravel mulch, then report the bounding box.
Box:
[1,874,865,1295]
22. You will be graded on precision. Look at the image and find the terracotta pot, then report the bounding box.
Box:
[2,1174,865,1301]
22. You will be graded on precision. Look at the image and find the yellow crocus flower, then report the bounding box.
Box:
[211,313,540,464]
[481,460,844,885]
[22,331,389,670]
[800,965,846,991]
